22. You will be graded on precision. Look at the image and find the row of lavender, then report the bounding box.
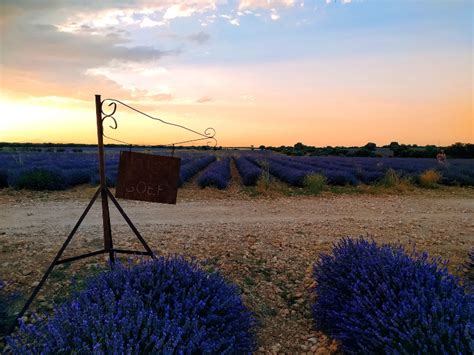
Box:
[242,154,474,187]
[0,151,473,190]
[0,151,217,190]
[0,150,233,190]
[202,155,474,188]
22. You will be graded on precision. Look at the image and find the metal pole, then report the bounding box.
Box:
[95,94,114,263]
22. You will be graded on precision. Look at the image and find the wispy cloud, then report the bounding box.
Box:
[140,17,167,28]
[270,9,281,20]
[238,0,295,10]
[196,96,213,103]
[52,1,219,33]
[326,0,354,4]
[0,16,176,101]
[187,31,211,44]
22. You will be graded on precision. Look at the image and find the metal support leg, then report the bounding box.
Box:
[13,187,101,329]
[106,188,155,258]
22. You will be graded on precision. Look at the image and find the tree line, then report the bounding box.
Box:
[260,142,474,159]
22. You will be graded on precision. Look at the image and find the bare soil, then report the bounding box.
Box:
[1,186,473,353]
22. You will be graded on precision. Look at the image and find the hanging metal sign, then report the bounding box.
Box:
[116,151,181,204]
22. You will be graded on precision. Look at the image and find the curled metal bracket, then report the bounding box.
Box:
[100,98,217,147]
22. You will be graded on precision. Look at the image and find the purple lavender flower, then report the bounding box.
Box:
[312,237,473,353]
[7,257,256,353]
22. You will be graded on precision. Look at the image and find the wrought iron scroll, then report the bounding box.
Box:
[100,98,217,147]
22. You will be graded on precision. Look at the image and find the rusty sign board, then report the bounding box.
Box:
[116,151,181,204]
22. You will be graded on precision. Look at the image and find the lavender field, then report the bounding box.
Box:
[0,149,473,191]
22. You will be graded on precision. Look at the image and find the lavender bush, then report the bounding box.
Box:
[0,170,7,188]
[248,157,308,186]
[464,248,474,292]
[178,155,216,187]
[197,157,231,189]
[324,169,358,186]
[1,151,473,189]
[0,281,22,338]
[10,168,67,190]
[7,258,256,353]
[0,281,12,336]
[234,156,262,186]
[313,238,473,354]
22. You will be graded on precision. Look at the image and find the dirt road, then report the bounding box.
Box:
[1,187,473,352]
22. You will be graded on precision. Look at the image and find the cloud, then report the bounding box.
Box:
[270,9,280,20]
[163,2,217,20]
[220,14,240,26]
[187,31,210,44]
[140,17,166,28]
[0,15,176,102]
[196,96,213,103]
[238,0,295,10]
[326,0,353,4]
[131,88,173,101]
[49,1,219,33]
[0,0,304,105]
[240,94,255,102]
[237,0,293,21]
[83,60,179,103]
[2,24,170,71]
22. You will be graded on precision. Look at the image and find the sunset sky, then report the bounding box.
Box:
[0,0,472,147]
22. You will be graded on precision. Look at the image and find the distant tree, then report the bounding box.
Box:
[445,143,474,158]
[425,145,438,158]
[353,148,375,157]
[294,142,305,150]
[389,142,399,150]
[364,142,377,151]
[259,145,265,150]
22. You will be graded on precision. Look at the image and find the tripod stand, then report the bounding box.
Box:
[15,94,155,324]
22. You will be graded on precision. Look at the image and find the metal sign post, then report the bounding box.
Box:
[96,94,114,263]
[13,94,217,329]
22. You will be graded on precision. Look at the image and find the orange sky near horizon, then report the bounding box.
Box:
[1,92,471,147]
[1,58,472,147]
[1,1,472,147]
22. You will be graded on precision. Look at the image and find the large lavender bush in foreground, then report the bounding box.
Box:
[313,238,473,354]
[8,258,256,354]
[465,248,474,292]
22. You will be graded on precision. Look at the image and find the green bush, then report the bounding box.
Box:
[13,168,67,190]
[303,173,327,194]
[379,168,401,187]
[256,160,271,191]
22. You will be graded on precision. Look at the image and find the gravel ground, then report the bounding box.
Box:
[0,186,473,353]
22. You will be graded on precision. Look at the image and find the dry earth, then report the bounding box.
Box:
[1,186,473,353]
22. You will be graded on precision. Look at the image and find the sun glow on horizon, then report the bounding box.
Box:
[1,0,472,146]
